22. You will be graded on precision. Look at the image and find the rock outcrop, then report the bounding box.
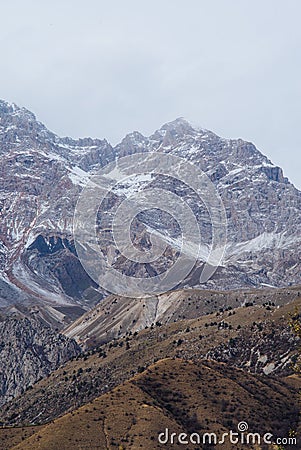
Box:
[0,316,80,406]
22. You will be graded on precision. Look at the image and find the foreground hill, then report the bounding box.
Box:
[0,358,299,450]
[1,291,300,428]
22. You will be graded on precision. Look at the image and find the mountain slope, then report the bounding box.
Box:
[113,118,301,289]
[1,358,299,450]
[64,286,300,347]
[1,289,300,427]
[0,100,113,313]
[0,100,301,317]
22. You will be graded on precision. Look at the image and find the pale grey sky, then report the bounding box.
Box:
[0,0,300,187]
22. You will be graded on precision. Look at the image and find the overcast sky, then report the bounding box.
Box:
[1,0,300,187]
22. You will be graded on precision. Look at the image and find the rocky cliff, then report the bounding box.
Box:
[0,315,80,407]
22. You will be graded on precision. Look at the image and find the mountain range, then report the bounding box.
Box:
[0,100,300,325]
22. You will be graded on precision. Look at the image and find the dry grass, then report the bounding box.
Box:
[1,358,299,450]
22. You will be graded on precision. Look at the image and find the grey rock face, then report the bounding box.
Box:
[0,102,300,313]
[102,118,301,290]
[0,100,112,310]
[0,316,80,406]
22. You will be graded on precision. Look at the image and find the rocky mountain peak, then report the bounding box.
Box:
[147,117,196,148]
[160,117,194,133]
[0,99,44,132]
[0,99,56,152]
[115,131,149,157]
[0,100,34,119]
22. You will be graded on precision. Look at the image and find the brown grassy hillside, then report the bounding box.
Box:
[1,358,299,450]
[1,295,300,428]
